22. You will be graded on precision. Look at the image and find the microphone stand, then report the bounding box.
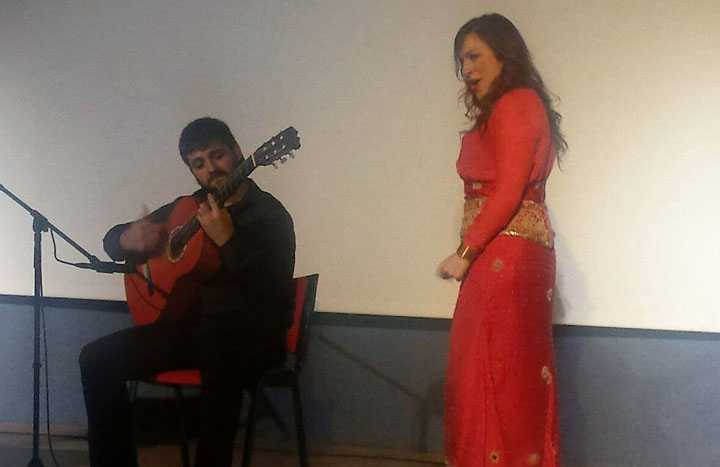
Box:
[0,182,125,467]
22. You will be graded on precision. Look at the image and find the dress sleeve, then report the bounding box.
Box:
[462,90,543,251]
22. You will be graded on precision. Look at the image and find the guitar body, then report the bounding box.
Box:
[124,196,222,325]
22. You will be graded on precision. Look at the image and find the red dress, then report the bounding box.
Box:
[445,88,560,467]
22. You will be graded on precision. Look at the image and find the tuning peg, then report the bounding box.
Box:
[280,157,287,164]
[272,162,278,169]
[288,152,295,159]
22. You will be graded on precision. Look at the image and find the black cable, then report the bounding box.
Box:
[40,279,62,467]
[50,230,76,268]
[50,230,152,287]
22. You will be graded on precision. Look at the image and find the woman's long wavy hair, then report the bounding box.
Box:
[454,14,567,159]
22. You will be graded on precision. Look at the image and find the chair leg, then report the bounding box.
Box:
[128,380,139,402]
[291,383,309,467]
[241,387,259,467]
[259,390,288,434]
[174,386,191,467]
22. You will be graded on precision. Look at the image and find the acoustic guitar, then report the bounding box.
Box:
[124,127,300,325]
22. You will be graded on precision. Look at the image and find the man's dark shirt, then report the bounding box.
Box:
[103,179,296,329]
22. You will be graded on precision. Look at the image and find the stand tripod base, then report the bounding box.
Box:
[27,457,45,467]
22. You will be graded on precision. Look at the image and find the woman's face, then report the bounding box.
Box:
[459,33,502,100]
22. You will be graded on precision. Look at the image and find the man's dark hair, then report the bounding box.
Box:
[178,117,237,165]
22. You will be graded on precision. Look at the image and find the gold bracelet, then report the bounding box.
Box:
[456,243,480,262]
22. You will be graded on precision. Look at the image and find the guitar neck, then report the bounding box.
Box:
[169,157,257,253]
[165,125,299,256]
[213,156,256,207]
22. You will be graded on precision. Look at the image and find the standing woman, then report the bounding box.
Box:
[437,14,566,467]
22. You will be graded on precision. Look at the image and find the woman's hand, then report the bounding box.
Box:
[437,253,471,281]
[196,194,234,246]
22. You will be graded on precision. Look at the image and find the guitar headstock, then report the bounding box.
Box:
[252,127,301,167]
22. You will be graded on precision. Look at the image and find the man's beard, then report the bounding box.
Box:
[205,180,225,197]
[206,185,222,197]
[197,156,241,196]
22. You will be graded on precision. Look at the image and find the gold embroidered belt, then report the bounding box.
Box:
[461,196,555,248]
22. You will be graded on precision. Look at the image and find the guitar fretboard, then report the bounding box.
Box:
[168,157,257,256]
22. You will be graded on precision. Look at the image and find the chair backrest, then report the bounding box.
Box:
[285,274,318,369]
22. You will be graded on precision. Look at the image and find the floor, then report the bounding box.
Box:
[0,432,445,467]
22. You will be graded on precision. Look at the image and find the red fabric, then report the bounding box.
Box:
[456,89,554,252]
[286,277,307,353]
[445,88,560,466]
[154,369,201,386]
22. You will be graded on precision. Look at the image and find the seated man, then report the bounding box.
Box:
[79,117,296,467]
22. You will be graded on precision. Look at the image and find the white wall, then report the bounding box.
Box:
[1,0,718,331]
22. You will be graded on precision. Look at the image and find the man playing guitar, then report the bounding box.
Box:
[79,117,296,467]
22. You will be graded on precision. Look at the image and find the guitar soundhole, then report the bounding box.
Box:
[166,226,187,263]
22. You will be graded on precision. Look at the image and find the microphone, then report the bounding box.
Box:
[74,259,130,274]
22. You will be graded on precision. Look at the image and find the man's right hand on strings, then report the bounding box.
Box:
[119,206,167,256]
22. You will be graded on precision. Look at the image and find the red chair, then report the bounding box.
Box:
[145,274,318,467]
